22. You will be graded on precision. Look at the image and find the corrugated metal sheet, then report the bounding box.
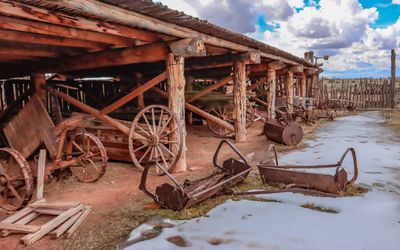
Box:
[17,0,315,67]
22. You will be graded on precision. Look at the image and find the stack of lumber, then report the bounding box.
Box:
[0,200,91,245]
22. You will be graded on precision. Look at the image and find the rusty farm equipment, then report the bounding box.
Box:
[0,94,108,211]
[263,119,304,146]
[139,140,251,211]
[257,145,358,194]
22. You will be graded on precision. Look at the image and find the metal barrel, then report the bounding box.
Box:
[263,119,303,146]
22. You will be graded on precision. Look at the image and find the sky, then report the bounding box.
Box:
[156,0,400,78]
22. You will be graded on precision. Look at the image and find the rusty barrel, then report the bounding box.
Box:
[263,119,303,146]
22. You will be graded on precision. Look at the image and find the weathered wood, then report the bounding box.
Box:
[248,77,266,91]
[0,29,107,50]
[1,207,34,224]
[33,208,66,216]
[48,210,83,239]
[166,54,187,172]
[41,0,306,65]
[0,47,60,58]
[21,204,84,245]
[300,72,307,97]
[289,65,304,74]
[0,223,40,234]
[267,68,277,119]
[36,150,46,201]
[187,75,233,103]
[0,15,137,48]
[3,94,55,158]
[0,1,159,43]
[268,61,286,71]
[66,206,92,237]
[233,61,247,143]
[187,52,260,70]
[391,49,396,108]
[100,71,167,115]
[286,71,294,113]
[31,73,46,101]
[168,38,206,57]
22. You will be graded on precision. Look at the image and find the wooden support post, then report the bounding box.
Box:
[286,71,294,113]
[267,69,277,119]
[30,73,46,102]
[300,72,307,97]
[391,49,396,108]
[233,61,247,143]
[36,150,46,201]
[166,53,187,172]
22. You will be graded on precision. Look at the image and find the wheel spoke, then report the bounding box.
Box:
[159,143,176,158]
[8,184,23,202]
[138,146,151,164]
[133,144,148,153]
[73,141,84,153]
[159,127,178,139]
[159,140,178,144]
[157,115,173,137]
[6,157,14,175]
[156,145,169,171]
[135,124,151,138]
[151,108,156,135]
[142,113,154,135]
[156,108,164,135]
[0,162,5,175]
[87,159,101,174]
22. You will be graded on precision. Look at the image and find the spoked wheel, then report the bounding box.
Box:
[0,148,33,211]
[129,105,183,175]
[207,104,235,138]
[67,132,108,183]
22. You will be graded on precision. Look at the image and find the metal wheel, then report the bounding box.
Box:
[67,132,108,183]
[0,148,33,211]
[207,104,235,138]
[129,105,183,175]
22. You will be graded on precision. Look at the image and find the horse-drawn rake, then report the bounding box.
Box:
[0,88,184,210]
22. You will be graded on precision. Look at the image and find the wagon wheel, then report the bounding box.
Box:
[67,132,108,183]
[129,105,183,175]
[0,148,33,211]
[246,101,261,127]
[207,104,235,138]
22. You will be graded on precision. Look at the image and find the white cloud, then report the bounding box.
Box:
[157,0,399,77]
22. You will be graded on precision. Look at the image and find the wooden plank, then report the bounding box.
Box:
[3,94,55,158]
[29,202,80,210]
[48,210,84,239]
[100,71,167,115]
[0,223,40,233]
[21,204,84,245]
[66,206,92,237]
[34,208,67,216]
[1,212,41,237]
[36,150,46,201]
[1,207,34,224]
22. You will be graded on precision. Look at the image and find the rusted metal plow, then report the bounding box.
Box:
[140,140,251,211]
[258,145,358,194]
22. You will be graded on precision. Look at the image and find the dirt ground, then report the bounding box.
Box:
[0,118,326,250]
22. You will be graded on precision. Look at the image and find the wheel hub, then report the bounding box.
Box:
[148,135,159,146]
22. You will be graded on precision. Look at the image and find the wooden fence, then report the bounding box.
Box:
[319,78,398,109]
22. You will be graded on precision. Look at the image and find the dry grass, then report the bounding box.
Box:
[342,183,370,196]
[301,203,338,214]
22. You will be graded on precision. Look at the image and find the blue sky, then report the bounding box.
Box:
[159,0,399,78]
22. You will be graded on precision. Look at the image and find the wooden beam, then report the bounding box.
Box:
[233,61,247,143]
[0,29,107,50]
[286,71,294,113]
[166,53,187,172]
[248,77,267,91]
[2,38,206,78]
[0,55,38,62]
[186,52,260,71]
[100,71,167,115]
[0,47,60,58]
[300,72,307,98]
[40,0,305,65]
[0,1,159,43]
[187,75,233,103]
[306,68,319,75]
[169,38,206,57]
[0,40,84,56]
[0,15,136,48]
[289,64,304,73]
[267,68,277,119]
[31,73,46,102]
[268,61,286,71]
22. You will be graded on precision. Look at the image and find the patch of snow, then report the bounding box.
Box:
[124,112,400,250]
